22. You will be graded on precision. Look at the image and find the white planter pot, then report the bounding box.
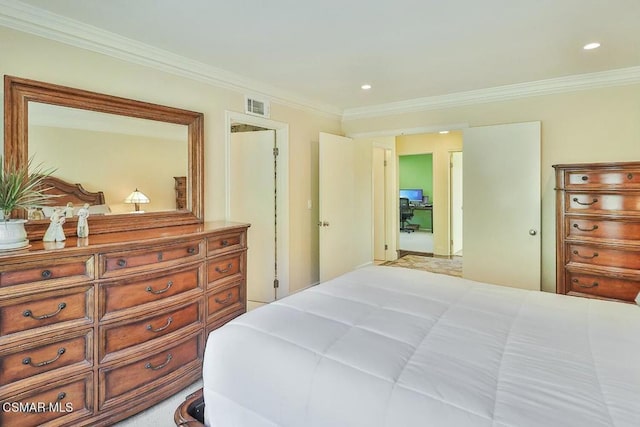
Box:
[0,219,29,250]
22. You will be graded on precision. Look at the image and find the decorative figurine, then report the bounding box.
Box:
[43,208,66,242]
[77,203,90,238]
[64,202,74,218]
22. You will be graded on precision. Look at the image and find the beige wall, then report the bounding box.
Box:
[1,27,342,291]
[396,132,463,256]
[344,84,640,292]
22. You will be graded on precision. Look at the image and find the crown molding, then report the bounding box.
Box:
[0,0,343,119]
[343,66,640,121]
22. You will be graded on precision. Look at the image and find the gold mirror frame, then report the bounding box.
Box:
[4,75,204,239]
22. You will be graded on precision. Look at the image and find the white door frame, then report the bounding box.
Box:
[225,111,290,299]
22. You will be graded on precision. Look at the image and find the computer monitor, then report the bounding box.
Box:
[399,189,423,202]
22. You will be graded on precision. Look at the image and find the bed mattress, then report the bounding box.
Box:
[202,266,640,426]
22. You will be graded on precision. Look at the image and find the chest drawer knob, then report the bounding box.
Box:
[145,353,173,371]
[187,246,197,254]
[221,240,229,247]
[572,278,599,288]
[22,347,66,367]
[146,280,173,295]
[117,259,127,267]
[572,250,599,259]
[146,316,173,333]
[41,269,53,279]
[572,197,598,206]
[573,223,599,232]
[215,263,233,274]
[628,173,634,180]
[23,302,67,320]
[581,175,589,181]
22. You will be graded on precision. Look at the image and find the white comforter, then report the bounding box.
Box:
[202,266,640,427]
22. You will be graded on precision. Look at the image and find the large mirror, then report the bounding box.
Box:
[4,75,204,239]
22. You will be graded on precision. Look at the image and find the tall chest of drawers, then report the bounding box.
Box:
[554,162,640,303]
[0,221,248,426]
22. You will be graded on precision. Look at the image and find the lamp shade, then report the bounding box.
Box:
[124,189,150,211]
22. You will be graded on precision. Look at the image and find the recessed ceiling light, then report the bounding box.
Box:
[361,84,372,90]
[583,42,601,50]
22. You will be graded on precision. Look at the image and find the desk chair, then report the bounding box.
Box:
[400,197,415,232]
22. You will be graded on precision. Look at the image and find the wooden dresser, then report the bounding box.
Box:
[0,221,248,426]
[554,162,640,303]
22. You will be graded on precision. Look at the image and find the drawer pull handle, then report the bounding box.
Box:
[117,259,127,267]
[27,392,66,413]
[573,223,599,232]
[215,292,233,305]
[221,240,229,247]
[145,353,173,371]
[215,263,233,274]
[572,250,599,259]
[157,252,163,261]
[628,173,634,180]
[572,279,599,289]
[146,280,173,295]
[41,269,52,279]
[187,246,196,254]
[23,347,66,367]
[581,175,589,181]
[572,197,598,206]
[23,302,67,320]
[146,316,173,333]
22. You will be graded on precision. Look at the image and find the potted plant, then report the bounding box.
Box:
[0,156,56,250]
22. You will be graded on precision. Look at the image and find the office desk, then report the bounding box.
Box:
[410,204,433,231]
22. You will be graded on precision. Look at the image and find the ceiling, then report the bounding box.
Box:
[8,0,640,116]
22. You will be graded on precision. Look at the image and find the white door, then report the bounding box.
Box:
[319,132,372,282]
[462,122,541,290]
[373,147,386,261]
[230,129,277,303]
[450,151,463,255]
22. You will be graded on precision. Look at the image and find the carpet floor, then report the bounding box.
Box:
[383,254,463,277]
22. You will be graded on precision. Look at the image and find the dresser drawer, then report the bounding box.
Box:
[567,243,640,270]
[0,287,92,337]
[565,217,640,242]
[99,239,204,278]
[208,230,246,257]
[100,263,203,318]
[100,334,200,408]
[0,255,94,289]
[207,253,244,285]
[566,271,640,302]
[100,301,201,360]
[564,168,640,189]
[566,192,640,216]
[0,373,93,427]
[0,330,92,386]
[207,282,243,322]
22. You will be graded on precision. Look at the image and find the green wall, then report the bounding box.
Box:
[399,154,433,230]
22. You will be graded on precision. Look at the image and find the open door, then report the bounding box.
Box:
[462,122,541,290]
[319,132,372,282]
[230,129,277,303]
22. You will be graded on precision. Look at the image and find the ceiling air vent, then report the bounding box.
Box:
[245,96,270,118]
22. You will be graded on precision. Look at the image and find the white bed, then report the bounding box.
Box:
[202,266,640,427]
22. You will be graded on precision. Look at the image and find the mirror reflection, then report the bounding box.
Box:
[28,103,188,215]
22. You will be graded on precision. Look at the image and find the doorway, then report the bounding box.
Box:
[450,151,463,256]
[398,153,434,255]
[225,112,290,309]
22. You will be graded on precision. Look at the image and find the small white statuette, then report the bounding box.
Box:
[77,203,90,238]
[43,208,66,242]
[64,202,74,218]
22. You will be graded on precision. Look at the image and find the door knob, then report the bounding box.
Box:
[317,221,330,227]
[529,229,537,236]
